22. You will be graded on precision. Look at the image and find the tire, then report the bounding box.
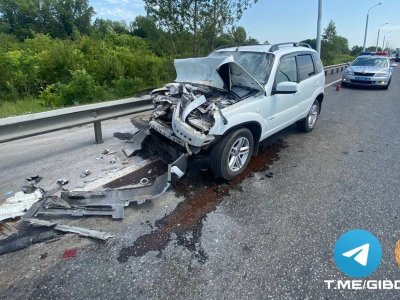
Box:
[341,81,348,87]
[296,100,320,132]
[210,128,254,180]
[383,84,389,90]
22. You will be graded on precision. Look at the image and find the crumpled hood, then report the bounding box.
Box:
[174,56,265,92]
[349,66,388,73]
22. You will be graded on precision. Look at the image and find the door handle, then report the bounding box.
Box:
[313,82,319,86]
[295,92,301,96]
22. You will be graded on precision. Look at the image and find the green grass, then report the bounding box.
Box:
[0,97,46,118]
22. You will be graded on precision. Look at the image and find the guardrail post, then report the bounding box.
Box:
[94,121,103,144]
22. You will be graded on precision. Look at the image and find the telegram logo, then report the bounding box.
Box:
[334,229,382,278]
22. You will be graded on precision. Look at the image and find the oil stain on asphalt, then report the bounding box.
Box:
[118,140,287,263]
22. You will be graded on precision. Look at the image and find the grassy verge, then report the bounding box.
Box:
[0,98,46,118]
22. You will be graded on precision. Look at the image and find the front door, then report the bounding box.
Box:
[267,55,299,131]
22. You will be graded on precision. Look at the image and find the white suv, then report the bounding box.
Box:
[150,42,325,180]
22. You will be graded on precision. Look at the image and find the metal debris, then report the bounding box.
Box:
[0,222,19,240]
[0,190,43,222]
[80,169,91,178]
[25,175,42,186]
[102,148,116,155]
[57,178,69,185]
[24,218,113,240]
[122,129,149,157]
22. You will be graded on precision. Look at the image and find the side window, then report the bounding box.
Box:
[311,52,323,74]
[275,56,297,87]
[297,54,315,81]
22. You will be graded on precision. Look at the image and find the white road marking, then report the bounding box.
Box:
[325,78,342,88]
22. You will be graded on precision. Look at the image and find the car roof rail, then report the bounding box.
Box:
[268,42,312,52]
[213,43,269,52]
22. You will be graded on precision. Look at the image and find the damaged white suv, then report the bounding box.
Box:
[150,43,325,180]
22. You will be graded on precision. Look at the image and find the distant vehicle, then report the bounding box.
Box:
[341,53,397,89]
[395,53,400,62]
[150,42,325,180]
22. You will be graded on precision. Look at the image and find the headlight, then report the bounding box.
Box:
[375,72,388,77]
[344,69,353,75]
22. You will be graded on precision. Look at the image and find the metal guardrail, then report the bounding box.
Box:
[323,63,348,76]
[0,96,153,144]
[0,63,348,145]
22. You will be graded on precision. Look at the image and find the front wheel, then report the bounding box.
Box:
[296,100,320,132]
[210,128,254,180]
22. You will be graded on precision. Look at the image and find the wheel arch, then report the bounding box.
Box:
[316,93,324,110]
[224,121,262,156]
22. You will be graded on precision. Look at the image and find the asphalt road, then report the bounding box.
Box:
[1,69,400,299]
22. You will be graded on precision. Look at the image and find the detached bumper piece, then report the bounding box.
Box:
[23,154,189,220]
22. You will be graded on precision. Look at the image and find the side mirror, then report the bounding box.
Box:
[390,63,397,67]
[274,82,298,94]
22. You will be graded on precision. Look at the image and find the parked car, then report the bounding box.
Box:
[342,53,397,89]
[149,43,325,180]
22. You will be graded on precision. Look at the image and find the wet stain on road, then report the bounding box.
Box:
[118,140,287,263]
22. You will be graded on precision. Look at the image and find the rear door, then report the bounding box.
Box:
[296,52,323,115]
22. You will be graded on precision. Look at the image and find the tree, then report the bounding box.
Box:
[0,0,94,39]
[93,19,130,36]
[233,26,246,44]
[322,20,337,44]
[350,45,362,56]
[143,0,258,55]
[301,38,316,50]
[131,16,173,56]
[320,20,350,64]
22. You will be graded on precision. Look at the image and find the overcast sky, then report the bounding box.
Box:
[90,0,400,49]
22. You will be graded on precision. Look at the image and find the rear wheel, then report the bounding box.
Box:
[296,100,320,132]
[210,128,254,180]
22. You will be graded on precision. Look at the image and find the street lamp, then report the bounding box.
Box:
[385,38,392,52]
[376,22,388,51]
[316,0,322,55]
[362,2,382,52]
[382,31,392,50]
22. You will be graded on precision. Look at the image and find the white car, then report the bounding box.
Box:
[342,53,396,89]
[150,42,325,180]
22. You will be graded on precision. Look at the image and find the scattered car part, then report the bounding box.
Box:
[80,169,91,178]
[0,190,43,222]
[0,222,19,240]
[0,226,61,255]
[122,129,149,157]
[24,218,113,240]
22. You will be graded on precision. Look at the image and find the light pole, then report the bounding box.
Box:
[376,22,388,51]
[382,31,392,50]
[362,2,382,52]
[316,0,322,55]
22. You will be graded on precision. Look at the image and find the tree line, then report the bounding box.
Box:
[0,0,367,116]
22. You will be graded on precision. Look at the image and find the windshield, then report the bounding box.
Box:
[209,51,275,85]
[352,57,388,67]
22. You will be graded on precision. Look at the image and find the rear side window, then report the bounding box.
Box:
[297,54,315,81]
[275,56,297,87]
[311,52,323,74]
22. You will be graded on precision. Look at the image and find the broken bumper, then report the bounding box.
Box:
[150,102,216,148]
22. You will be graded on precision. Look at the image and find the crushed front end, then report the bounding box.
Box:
[149,83,239,153]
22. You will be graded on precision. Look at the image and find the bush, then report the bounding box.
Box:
[40,69,103,107]
[111,77,145,98]
[0,33,176,116]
